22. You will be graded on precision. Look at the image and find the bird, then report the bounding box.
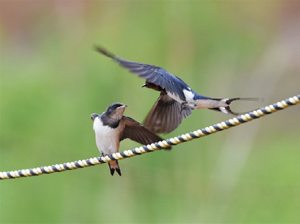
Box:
[91,102,170,176]
[95,46,253,134]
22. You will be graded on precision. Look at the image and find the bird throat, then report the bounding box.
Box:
[100,114,120,129]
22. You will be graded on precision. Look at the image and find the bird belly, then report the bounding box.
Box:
[94,119,120,155]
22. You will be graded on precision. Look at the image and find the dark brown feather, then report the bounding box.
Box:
[119,116,171,150]
[143,93,192,133]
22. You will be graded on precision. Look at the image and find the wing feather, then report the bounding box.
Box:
[95,46,188,101]
[143,93,192,133]
[119,116,171,150]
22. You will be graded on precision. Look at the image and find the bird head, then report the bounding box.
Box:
[105,103,127,120]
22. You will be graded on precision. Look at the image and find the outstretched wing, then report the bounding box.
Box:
[119,116,171,150]
[95,46,188,101]
[144,93,192,133]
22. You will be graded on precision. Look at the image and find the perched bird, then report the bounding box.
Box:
[91,102,170,176]
[95,46,252,133]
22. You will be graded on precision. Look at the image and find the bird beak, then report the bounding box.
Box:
[118,104,127,109]
[113,104,127,119]
[141,84,146,88]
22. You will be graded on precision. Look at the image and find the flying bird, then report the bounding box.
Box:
[95,46,252,134]
[91,102,170,176]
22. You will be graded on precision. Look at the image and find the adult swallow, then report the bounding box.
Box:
[91,102,170,176]
[95,46,252,133]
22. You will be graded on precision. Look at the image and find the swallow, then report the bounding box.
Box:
[91,102,170,176]
[95,46,253,133]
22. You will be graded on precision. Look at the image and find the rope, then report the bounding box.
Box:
[1,95,299,180]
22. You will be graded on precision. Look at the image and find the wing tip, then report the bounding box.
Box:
[94,45,116,59]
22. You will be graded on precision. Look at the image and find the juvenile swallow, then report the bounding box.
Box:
[95,46,252,133]
[91,102,170,176]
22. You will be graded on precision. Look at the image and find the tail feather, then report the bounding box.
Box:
[209,106,239,115]
[108,161,121,176]
[209,97,259,115]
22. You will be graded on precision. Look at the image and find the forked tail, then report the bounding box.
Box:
[108,160,121,176]
[208,97,259,115]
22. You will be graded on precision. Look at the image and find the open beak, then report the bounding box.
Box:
[114,104,127,119]
[118,104,127,109]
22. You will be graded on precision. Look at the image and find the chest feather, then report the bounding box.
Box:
[93,118,121,153]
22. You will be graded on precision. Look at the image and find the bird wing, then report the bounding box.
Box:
[95,46,188,101]
[143,93,192,133]
[119,116,171,149]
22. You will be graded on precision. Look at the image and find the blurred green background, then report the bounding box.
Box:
[1,1,300,223]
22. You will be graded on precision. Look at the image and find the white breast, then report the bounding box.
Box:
[93,117,121,155]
